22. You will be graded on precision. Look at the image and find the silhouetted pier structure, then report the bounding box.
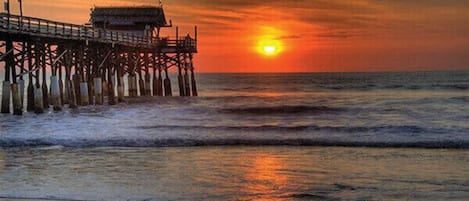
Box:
[0,5,198,115]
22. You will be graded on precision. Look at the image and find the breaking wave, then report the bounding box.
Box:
[220,105,344,115]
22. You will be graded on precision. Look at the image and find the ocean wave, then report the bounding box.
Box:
[449,96,469,103]
[319,84,468,91]
[220,105,344,115]
[137,124,437,134]
[1,138,468,149]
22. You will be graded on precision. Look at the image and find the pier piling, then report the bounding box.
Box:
[11,83,22,115]
[34,84,44,114]
[1,81,10,113]
[93,77,103,105]
[50,75,62,111]
[80,82,89,106]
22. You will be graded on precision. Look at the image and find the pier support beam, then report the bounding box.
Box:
[94,77,103,105]
[80,82,89,105]
[18,79,24,109]
[50,75,62,111]
[191,68,198,97]
[1,39,13,114]
[108,73,116,105]
[138,74,145,96]
[128,75,136,97]
[102,71,108,101]
[34,84,44,114]
[41,46,49,109]
[27,79,34,111]
[87,80,94,105]
[164,77,172,96]
[59,65,64,105]
[64,48,76,108]
[145,74,151,96]
[1,81,10,113]
[73,74,81,105]
[12,83,22,115]
[155,55,163,96]
[27,44,34,111]
[177,62,185,96]
[163,63,172,97]
[117,76,124,102]
[65,79,76,108]
[184,68,191,97]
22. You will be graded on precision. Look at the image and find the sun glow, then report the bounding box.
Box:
[255,27,285,57]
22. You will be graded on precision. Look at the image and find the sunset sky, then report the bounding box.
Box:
[6,0,469,72]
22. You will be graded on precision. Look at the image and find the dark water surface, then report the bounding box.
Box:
[0,71,468,200]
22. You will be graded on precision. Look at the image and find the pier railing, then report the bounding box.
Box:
[0,13,197,51]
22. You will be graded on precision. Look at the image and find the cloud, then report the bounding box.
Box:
[276,35,302,40]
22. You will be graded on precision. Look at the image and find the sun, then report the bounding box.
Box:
[257,38,283,57]
[263,45,277,55]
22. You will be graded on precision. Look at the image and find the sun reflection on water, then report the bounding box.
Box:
[242,154,288,200]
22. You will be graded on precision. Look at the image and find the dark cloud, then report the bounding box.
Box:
[276,35,302,40]
[316,31,369,39]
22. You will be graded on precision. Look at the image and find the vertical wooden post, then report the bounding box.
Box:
[50,75,61,111]
[27,42,35,111]
[189,54,198,96]
[108,51,116,105]
[144,52,151,96]
[73,73,81,105]
[93,77,103,105]
[129,75,135,97]
[65,47,77,108]
[184,68,191,97]
[152,53,158,96]
[74,49,82,105]
[58,52,64,105]
[87,47,94,105]
[1,37,12,114]
[163,56,172,96]
[1,80,11,113]
[127,53,135,97]
[117,52,125,102]
[9,39,21,115]
[34,42,44,114]
[19,42,26,110]
[41,44,49,109]
[177,53,185,96]
[101,61,108,101]
[138,69,145,96]
[155,53,163,96]
[183,54,191,96]
[49,44,61,111]
[136,52,145,96]
[10,41,22,115]
[80,81,89,106]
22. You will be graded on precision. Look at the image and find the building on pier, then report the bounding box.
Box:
[90,6,171,38]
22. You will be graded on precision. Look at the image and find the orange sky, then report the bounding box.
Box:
[6,0,469,72]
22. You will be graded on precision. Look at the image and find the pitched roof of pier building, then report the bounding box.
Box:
[90,6,169,30]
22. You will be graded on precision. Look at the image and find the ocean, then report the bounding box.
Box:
[0,71,468,201]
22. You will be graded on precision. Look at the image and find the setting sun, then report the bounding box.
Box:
[263,45,277,55]
[257,37,283,57]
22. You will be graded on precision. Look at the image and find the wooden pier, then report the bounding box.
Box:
[0,6,198,115]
